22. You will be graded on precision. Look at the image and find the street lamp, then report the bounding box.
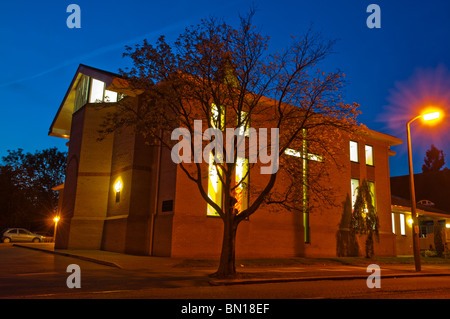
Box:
[406,110,441,272]
[53,216,60,243]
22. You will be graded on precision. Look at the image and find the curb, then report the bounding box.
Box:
[209,272,450,286]
[12,244,450,286]
[12,244,122,269]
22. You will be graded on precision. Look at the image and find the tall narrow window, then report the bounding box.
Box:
[391,213,396,234]
[207,153,223,216]
[351,178,360,209]
[365,145,374,166]
[74,75,89,113]
[235,111,249,213]
[399,213,406,235]
[350,141,359,162]
[207,103,225,216]
[235,157,248,213]
[367,181,376,208]
[210,103,224,130]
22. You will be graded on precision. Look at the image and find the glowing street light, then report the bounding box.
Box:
[422,111,440,121]
[53,216,60,243]
[406,110,442,272]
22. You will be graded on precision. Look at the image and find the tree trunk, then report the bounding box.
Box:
[365,232,374,258]
[213,215,238,278]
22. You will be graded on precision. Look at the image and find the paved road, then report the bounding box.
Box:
[1,243,450,302]
[0,243,212,299]
[19,276,448,299]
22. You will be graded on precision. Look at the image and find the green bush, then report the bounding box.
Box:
[423,250,438,258]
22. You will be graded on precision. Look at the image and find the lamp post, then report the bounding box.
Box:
[406,111,440,272]
[53,216,60,243]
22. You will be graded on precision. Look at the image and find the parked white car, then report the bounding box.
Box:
[1,228,44,243]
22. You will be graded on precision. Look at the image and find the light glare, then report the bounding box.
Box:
[114,179,123,193]
[407,217,414,226]
[422,111,440,121]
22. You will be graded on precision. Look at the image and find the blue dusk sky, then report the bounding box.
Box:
[1,0,450,177]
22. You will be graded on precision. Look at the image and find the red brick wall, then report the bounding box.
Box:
[169,127,397,258]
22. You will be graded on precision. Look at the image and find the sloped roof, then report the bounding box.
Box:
[48,64,119,138]
[49,64,403,152]
[48,64,143,139]
[391,195,450,218]
[391,170,450,213]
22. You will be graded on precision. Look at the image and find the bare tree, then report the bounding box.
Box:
[100,11,360,278]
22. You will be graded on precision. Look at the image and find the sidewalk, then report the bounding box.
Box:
[13,243,450,286]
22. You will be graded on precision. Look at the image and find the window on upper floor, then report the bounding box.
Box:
[74,76,124,114]
[104,89,118,103]
[89,78,122,103]
[74,75,89,113]
[350,141,358,162]
[89,78,105,103]
[365,145,374,166]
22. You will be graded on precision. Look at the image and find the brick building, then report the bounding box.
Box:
[49,65,402,258]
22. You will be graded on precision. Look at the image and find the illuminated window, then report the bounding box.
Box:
[104,89,118,102]
[391,213,396,234]
[365,145,374,166]
[234,111,249,213]
[238,111,249,137]
[88,78,120,103]
[89,79,105,103]
[74,75,89,113]
[207,103,225,216]
[399,213,406,235]
[210,103,224,130]
[350,141,358,162]
[367,181,376,208]
[207,153,223,216]
[351,178,359,209]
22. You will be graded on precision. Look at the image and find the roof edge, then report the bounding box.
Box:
[48,64,123,138]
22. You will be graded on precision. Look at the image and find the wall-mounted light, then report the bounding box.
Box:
[407,217,414,227]
[114,179,123,202]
